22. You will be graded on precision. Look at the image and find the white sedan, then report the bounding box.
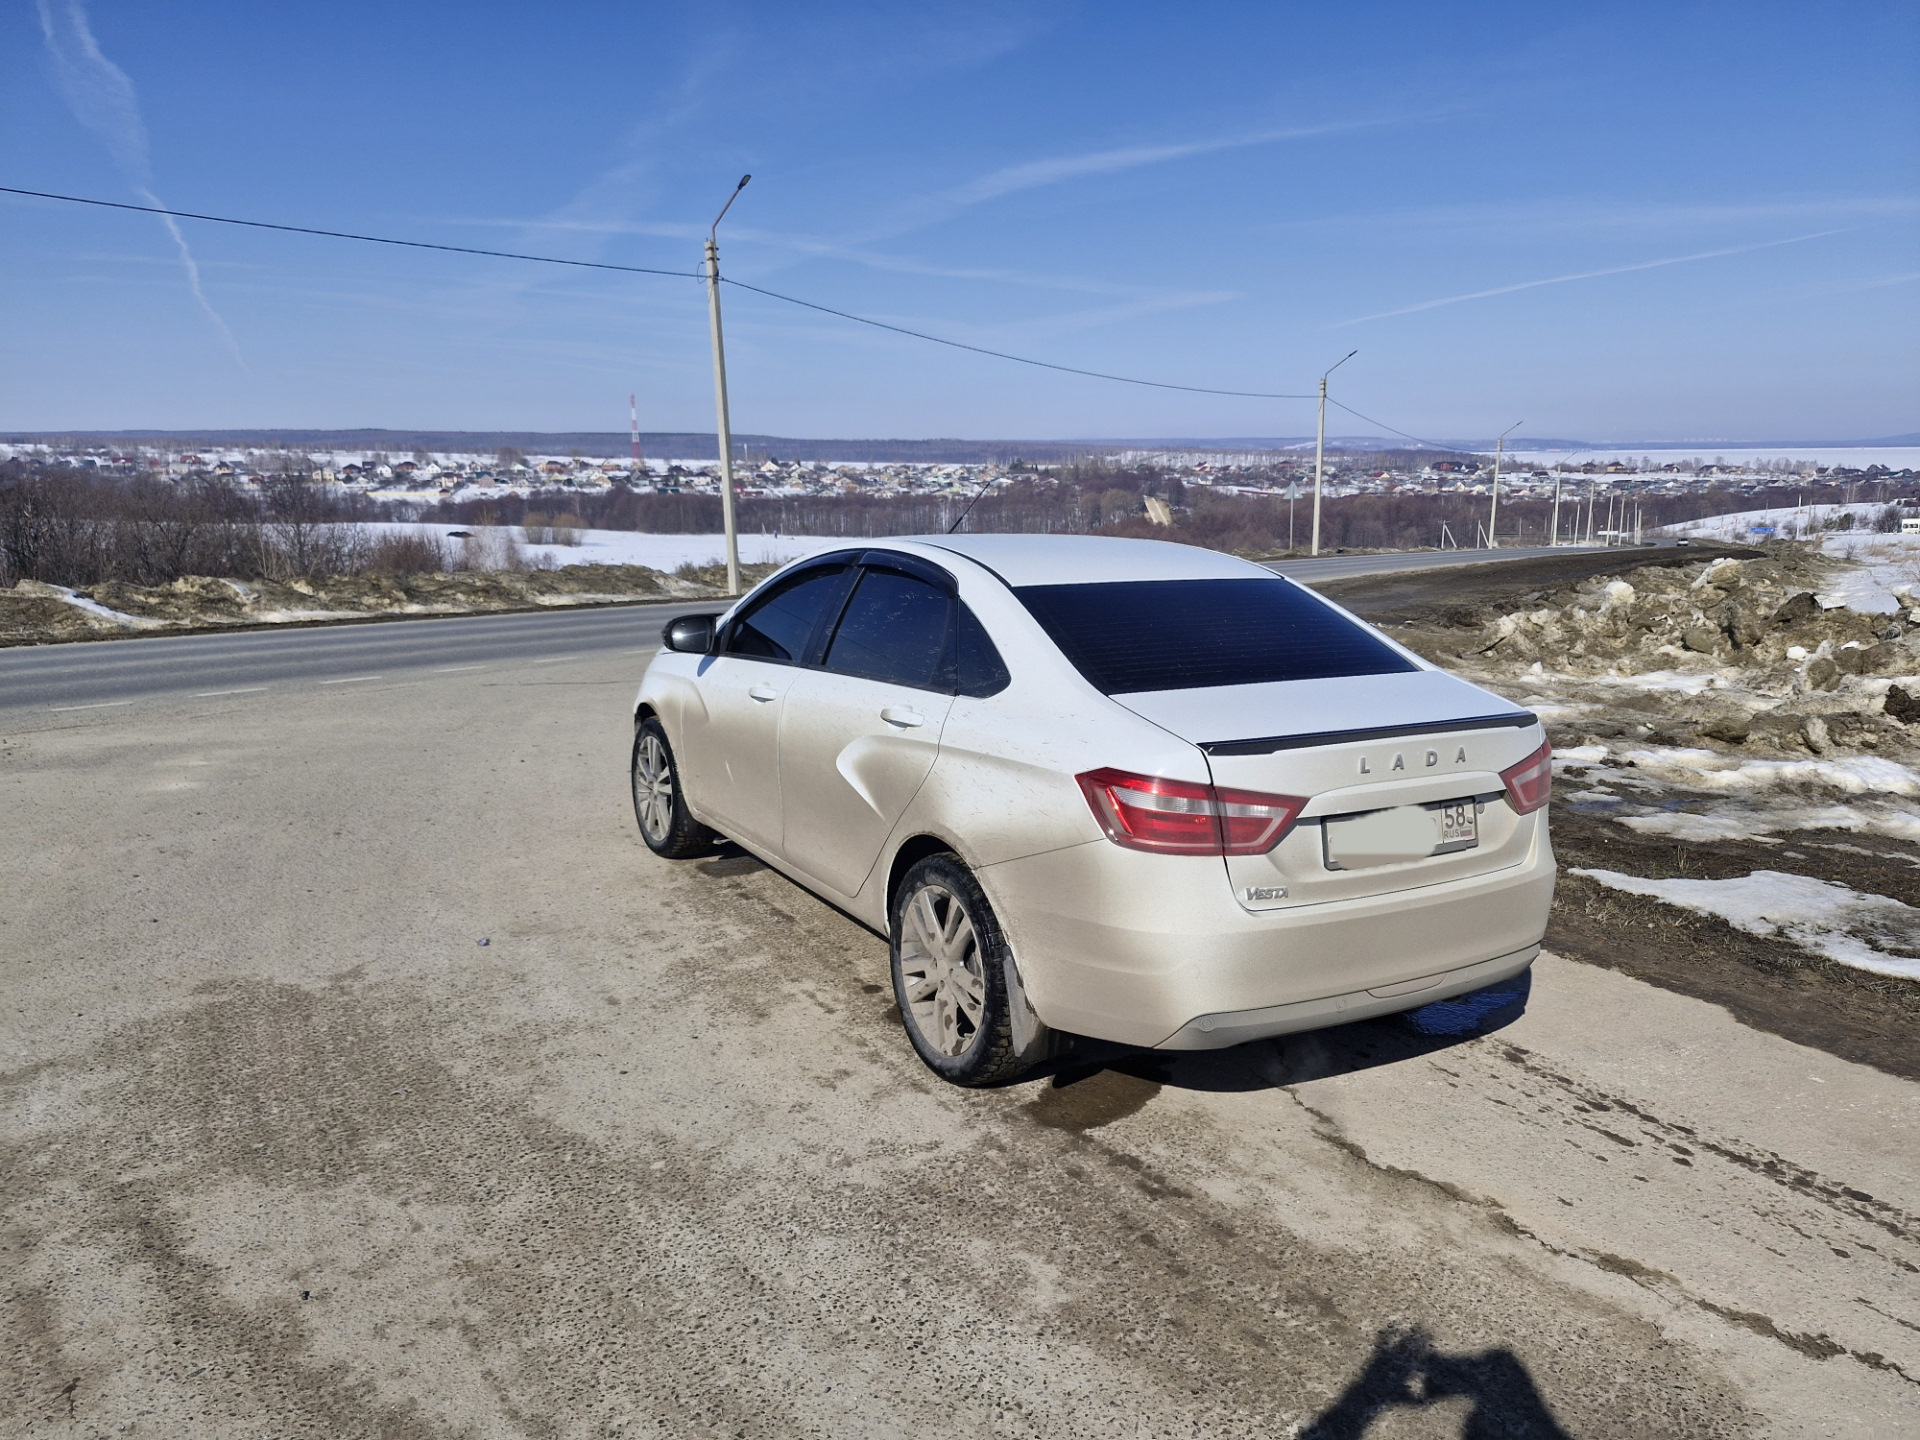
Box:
[631,535,1554,1085]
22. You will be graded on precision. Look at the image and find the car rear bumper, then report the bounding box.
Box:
[978,825,1555,1049]
[1154,944,1538,1049]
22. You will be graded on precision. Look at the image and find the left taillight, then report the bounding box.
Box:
[1500,740,1553,815]
[1076,768,1306,856]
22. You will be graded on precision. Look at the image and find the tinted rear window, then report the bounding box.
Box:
[1014,578,1417,695]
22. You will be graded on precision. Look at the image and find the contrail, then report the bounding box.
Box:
[37,0,244,366]
[1335,230,1846,327]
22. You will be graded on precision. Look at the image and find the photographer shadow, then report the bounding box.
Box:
[1301,1326,1573,1439]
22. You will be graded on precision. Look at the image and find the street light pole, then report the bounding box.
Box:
[1310,350,1356,557]
[1487,421,1521,548]
[705,174,750,596]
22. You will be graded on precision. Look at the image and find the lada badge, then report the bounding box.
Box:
[1358,745,1469,776]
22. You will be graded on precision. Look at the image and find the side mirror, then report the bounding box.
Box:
[662,613,719,654]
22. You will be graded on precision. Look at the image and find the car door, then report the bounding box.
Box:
[684,561,855,854]
[779,559,957,898]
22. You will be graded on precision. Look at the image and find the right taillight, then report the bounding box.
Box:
[1500,741,1553,815]
[1076,768,1306,856]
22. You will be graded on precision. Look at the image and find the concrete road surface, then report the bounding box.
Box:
[2,633,1913,1438]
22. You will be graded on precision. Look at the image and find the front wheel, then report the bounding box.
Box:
[631,718,713,859]
[890,853,1031,1087]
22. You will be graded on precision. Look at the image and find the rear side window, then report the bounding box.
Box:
[1014,577,1416,695]
[948,604,1011,698]
[727,565,849,663]
[824,569,952,688]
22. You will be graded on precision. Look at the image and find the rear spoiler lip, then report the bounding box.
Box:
[1200,711,1540,757]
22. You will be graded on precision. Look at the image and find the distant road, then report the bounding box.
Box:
[0,543,1639,712]
[1266,542,1620,582]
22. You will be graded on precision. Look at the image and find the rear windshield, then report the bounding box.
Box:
[1014,577,1417,695]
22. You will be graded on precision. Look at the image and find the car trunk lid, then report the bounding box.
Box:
[1112,671,1545,908]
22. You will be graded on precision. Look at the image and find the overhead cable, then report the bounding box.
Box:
[717,276,1316,401]
[0,185,704,279]
[9,182,1413,416]
[1325,398,1459,451]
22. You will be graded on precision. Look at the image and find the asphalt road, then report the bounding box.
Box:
[1265,542,1621,582]
[1,613,1914,1435]
[0,544,1632,713]
[0,603,707,712]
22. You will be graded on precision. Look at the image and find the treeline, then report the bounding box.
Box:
[0,464,461,588]
[424,469,1916,555]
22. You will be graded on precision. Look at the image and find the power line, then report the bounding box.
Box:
[0,185,704,279]
[719,277,1316,401]
[7,182,1369,411]
[1325,397,1461,452]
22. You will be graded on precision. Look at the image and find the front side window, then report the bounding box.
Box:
[1014,577,1416,695]
[726,565,850,664]
[823,569,953,688]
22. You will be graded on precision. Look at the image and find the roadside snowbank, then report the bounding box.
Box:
[361,524,853,571]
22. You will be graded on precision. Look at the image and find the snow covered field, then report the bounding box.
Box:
[361,524,857,572]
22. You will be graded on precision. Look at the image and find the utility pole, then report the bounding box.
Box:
[1311,350,1356,556]
[705,174,750,596]
[1487,421,1521,548]
[1549,449,1580,546]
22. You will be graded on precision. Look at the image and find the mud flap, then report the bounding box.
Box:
[1004,953,1061,1064]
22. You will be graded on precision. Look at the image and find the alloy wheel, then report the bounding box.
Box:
[633,732,675,844]
[897,883,987,1057]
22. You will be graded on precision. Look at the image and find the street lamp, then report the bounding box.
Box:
[1486,421,1521,548]
[1310,350,1356,557]
[705,174,750,596]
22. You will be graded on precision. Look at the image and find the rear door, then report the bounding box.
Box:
[779,560,956,898]
[683,561,854,853]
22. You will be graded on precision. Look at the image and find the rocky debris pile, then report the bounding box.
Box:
[1399,552,1920,759]
[1,562,777,647]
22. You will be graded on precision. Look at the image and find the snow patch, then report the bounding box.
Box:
[1617,805,1920,845]
[1618,747,1920,797]
[359,523,853,571]
[1572,868,1920,979]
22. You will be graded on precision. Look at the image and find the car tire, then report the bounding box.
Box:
[631,717,713,859]
[890,853,1030,1087]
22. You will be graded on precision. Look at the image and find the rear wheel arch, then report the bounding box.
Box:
[886,833,959,915]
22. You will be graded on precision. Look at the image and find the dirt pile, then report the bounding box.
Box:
[1393,551,1920,759]
[2,562,780,647]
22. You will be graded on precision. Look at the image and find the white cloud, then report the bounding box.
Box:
[1335,230,1847,326]
[896,113,1419,233]
[36,0,243,366]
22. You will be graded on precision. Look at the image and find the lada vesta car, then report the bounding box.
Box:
[631,535,1554,1085]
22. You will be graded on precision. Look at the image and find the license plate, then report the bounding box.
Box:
[1432,799,1479,854]
[1323,799,1478,870]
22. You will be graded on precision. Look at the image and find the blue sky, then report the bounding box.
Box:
[4,0,1915,442]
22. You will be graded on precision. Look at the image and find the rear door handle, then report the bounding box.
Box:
[880,706,926,728]
[749,683,778,702]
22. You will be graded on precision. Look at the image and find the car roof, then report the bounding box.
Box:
[891,533,1275,588]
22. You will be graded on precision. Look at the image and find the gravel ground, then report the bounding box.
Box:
[3,646,1916,1437]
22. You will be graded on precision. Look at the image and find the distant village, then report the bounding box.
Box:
[4,439,1914,509]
